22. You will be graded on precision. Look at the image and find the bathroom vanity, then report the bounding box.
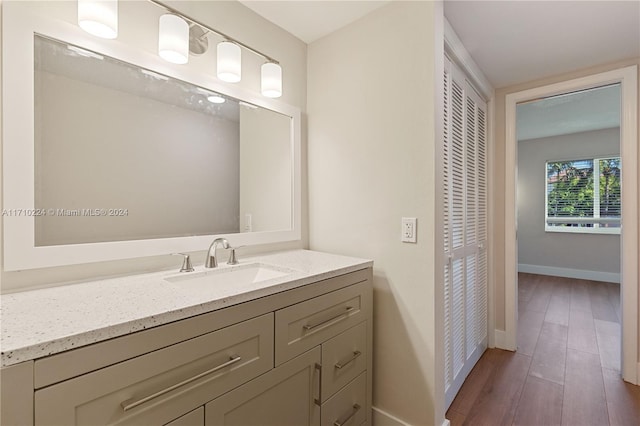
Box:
[0,250,373,426]
[0,4,369,424]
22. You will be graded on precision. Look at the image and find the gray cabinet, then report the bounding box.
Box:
[205,318,370,426]
[14,268,372,426]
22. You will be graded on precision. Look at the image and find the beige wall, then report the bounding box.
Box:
[308,2,443,424]
[518,128,621,276]
[492,59,640,338]
[0,1,307,292]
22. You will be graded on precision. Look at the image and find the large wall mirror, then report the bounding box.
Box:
[3,3,301,271]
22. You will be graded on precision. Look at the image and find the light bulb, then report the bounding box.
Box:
[158,14,189,65]
[261,62,282,98]
[217,41,241,83]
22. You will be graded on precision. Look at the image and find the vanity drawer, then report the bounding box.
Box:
[321,372,367,426]
[321,322,367,401]
[275,281,370,365]
[35,313,273,426]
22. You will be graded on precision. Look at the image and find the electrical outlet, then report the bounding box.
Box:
[401,217,417,243]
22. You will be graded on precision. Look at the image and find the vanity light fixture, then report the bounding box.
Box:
[217,41,242,83]
[77,0,118,39]
[147,0,283,97]
[77,0,284,97]
[261,62,282,98]
[158,14,189,65]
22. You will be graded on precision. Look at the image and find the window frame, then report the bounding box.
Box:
[544,155,621,235]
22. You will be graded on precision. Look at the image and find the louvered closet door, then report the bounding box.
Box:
[443,57,488,409]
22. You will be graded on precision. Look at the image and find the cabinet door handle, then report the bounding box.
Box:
[334,351,362,369]
[121,355,242,412]
[303,306,354,331]
[314,363,322,406]
[333,404,361,426]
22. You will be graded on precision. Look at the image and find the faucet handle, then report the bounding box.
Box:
[172,253,194,273]
[227,246,244,265]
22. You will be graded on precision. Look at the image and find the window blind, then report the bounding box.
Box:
[545,157,621,231]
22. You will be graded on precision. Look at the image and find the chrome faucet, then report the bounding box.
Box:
[205,237,229,268]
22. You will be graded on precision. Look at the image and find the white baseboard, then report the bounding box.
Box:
[371,408,452,426]
[371,407,453,426]
[372,407,411,426]
[494,329,507,349]
[518,263,620,284]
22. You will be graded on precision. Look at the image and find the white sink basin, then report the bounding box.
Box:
[165,263,294,288]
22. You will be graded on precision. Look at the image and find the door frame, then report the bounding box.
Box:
[504,66,638,383]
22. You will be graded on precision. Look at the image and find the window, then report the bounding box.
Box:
[545,157,621,234]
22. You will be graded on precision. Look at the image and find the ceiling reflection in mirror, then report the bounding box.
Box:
[34,35,292,247]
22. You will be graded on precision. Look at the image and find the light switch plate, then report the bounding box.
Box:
[244,214,252,232]
[401,217,417,243]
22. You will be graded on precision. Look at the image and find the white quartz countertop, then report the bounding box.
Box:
[0,250,372,367]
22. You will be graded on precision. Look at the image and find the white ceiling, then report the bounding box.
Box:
[239,1,637,140]
[444,0,640,89]
[516,84,621,141]
[240,1,391,44]
[241,1,639,89]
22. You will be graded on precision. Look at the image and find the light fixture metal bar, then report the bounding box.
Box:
[147,0,279,64]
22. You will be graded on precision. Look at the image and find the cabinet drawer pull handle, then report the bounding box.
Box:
[303,306,354,331]
[121,355,242,412]
[334,351,362,369]
[333,403,361,426]
[314,363,322,406]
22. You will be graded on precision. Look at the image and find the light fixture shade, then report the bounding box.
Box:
[158,14,189,65]
[77,0,118,39]
[261,62,282,98]
[217,41,241,83]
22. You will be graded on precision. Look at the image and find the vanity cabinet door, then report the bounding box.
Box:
[205,347,321,426]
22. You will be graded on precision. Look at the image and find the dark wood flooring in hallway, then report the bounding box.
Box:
[446,273,640,426]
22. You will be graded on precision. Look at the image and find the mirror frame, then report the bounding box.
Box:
[2,3,301,271]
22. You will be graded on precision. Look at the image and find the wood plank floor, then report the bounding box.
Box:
[446,273,640,426]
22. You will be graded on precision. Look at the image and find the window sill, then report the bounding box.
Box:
[545,226,621,235]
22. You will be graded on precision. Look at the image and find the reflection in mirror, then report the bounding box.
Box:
[34,35,292,247]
